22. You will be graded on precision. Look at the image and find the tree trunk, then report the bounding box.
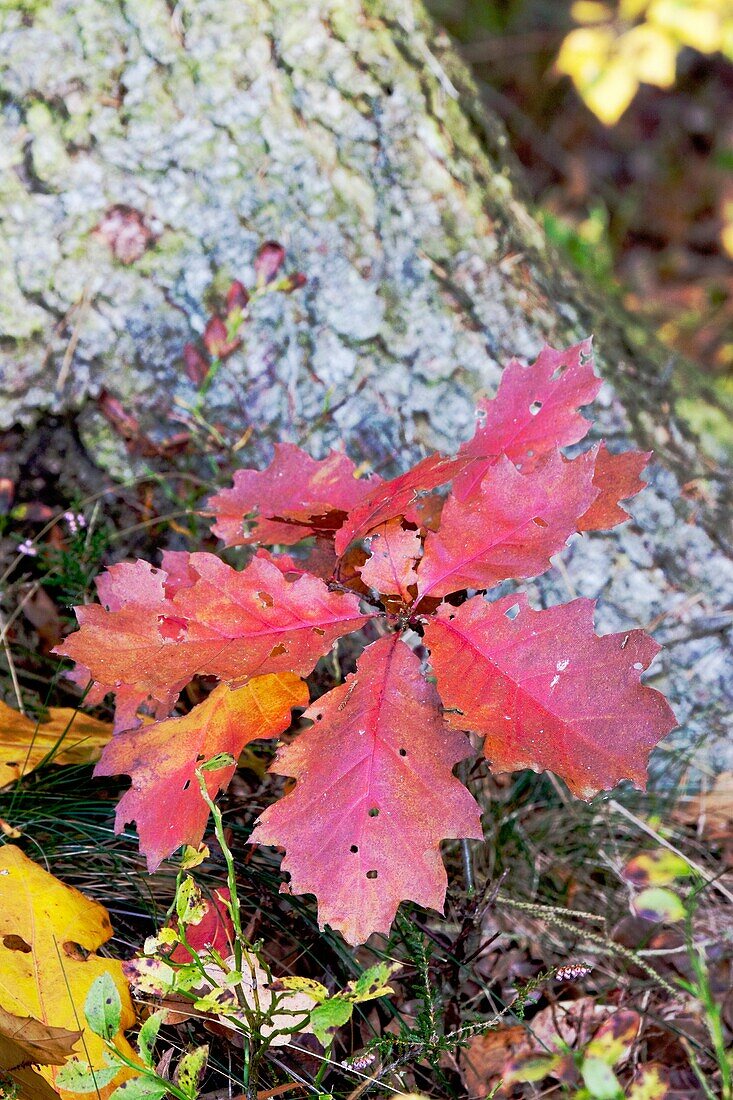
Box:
[1,0,731,773]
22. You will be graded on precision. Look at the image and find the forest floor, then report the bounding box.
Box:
[1,4,732,1096]
[1,421,731,1099]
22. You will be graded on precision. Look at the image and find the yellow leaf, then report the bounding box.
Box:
[622,848,692,886]
[627,1062,671,1099]
[620,0,652,17]
[0,846,137,1099]
[620,23,678,86]
[648,0,725,54]
[570,1,613,24]
[0,700,111,788]
[557,28,639,124]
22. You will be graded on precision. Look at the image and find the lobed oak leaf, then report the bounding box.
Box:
[0,699,111,788]
[0,845,137,1099]
[60,559,179,731]
[453,339,601,499]
[333,343,604,553]
[255,542,339,583]
[208,444,379,547]
[251,634,483,945]
[424,594,677,798]
[333,453,466,556]
[96,674,308,870]
[577,443,651,531]
[416,449,598,599]
[359,520,422,600]
[56,553,370,730]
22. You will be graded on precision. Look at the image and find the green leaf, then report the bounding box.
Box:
[627,1063,671,1099]
[504,1053,564,1084]
[581,1057,623,1099]
[198,753,236,772]
[623,849,692,887]
[175,1044,208,1097]
[272,976,330,1003]
[110,1077,169,1099]
[137,1010,165,1068]
[585,1010,640,1066]
[84,972,122,1040]
[176,876,206,927]
[55,1057,121,1093]
[632,887,686,923]
[310,1000,353,1048]
[340,962,400,1003]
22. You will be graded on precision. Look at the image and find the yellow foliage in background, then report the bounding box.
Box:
[557,0,733,125]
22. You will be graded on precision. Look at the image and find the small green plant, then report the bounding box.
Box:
[57,755,398,1099]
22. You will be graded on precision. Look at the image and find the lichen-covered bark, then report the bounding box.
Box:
[0,0,731,772]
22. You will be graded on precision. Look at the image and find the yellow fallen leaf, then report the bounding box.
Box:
[0,699,111,788]
[0,845,137,1099]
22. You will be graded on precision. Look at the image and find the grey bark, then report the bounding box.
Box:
[0,0,731,773]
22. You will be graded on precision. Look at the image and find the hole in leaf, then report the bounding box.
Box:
[368,807,380,818]
[504,603,521,620]
[350,845,359,853]
[366,870,378,879]
[551,363,568,380]
[529,401,543,415]
[633,662,643,670]
[269,643,287,658]
[196,754,206,761]
[532,516,549,528]
[3,935,31,953]
[399,748,407,756]
[63,942,90,961]
[257,591,274,608]
[183,780,191,791]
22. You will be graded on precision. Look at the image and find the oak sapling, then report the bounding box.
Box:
[55,339,677,945]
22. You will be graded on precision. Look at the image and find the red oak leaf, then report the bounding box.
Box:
[577,444,651,531]
[208,444,380,547]
[158,549,200,597]
[424,594,677,798]
[416,450,598,599]
[64,560,176,731]
[359,521,422,600]
[333,453,464,555]
[453,340,601,499]
[251,635,482,944]
[55,554,371,728]
[96,675,307,870]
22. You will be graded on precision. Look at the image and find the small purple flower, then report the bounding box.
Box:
[63,510,86,534]
[18,539,37,557]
